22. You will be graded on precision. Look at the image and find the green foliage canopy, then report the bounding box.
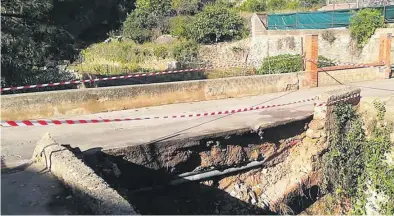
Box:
[350,8,384,47]
[185,5,245,44]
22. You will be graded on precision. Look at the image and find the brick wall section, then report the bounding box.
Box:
[304,34,318,87]
[379,33,392,78]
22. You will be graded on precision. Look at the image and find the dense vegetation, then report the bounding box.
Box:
[350,8,385,47]
[73,39,199,75]
[238,0,325,12]
[1,0,387,88]
[1,0,136,87]
[122,0,247,44]
[257,54,335,74]
[322,101,394,214]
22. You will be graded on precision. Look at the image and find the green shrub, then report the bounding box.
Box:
[318,55,335,68]
[172,40,199,62]
[239,0,267,12]
[286,0,300,10]
[185,5,245,43]
[322,101,394,215]
[153,46,169,59]
[169,16,192,37]
[322,30,337,44]
[257,54,336,74]
[122,0,173,43]
[122,10,154,43]
[267,0,287,10]
[172,0,200,15]
[350,8,384,47]
[257,54,302,74]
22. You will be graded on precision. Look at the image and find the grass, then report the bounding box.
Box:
[68,39,192,76]
[205,67,256,79]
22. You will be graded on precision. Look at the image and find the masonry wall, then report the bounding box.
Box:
[198,38,252,68]
[318,67,385,86]
[199,28,394,68]
[250,28,394,67]
[1,72,303,120]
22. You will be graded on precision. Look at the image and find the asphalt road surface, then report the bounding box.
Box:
[2,79,394,168]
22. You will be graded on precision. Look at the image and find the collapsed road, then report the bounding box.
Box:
[2,79,394,169]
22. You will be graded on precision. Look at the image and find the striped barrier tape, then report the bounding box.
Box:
[1,67,206,92]
[0,97,317,127]
[0,56,311,93]
[313,93,361,107]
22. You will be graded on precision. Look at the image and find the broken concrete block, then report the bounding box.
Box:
[303,137,318,146]
[308,119,325,130]
[306,129,321,139]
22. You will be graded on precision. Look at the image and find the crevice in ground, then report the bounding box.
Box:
[81,117,326,214]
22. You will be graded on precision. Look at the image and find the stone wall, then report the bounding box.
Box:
[199,38,252,68]
[317,67,385,86]
[1,72,303,120]
[250,28,394,67]
[306,86,361,140]
[199,28,394,68]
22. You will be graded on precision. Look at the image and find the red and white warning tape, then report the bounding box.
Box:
[313,93,361,107]
[1,62,260,92]
[1,67,205,92]
[0,97,316,127]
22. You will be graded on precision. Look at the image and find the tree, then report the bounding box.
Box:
[122,0,173,43]
[1,0,138,88]
[169,16,192,37]
[350,8,384,47]
[171,0,201,15]
[267,0,287,10]
[1,0,76,88]
[239,0,267,12]
[186,5,245,43]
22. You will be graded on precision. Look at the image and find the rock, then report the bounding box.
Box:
[167,61,180,70]
[234,183,241,191]
[306,129,322,139]
[303,137,319,146]
[296,132,306,140]
[313,106,327,120]
[201,180,214,186]
[230,190,237,198]
[308,119,325,130]
[249,191,258,205]
[154,34,178,44]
